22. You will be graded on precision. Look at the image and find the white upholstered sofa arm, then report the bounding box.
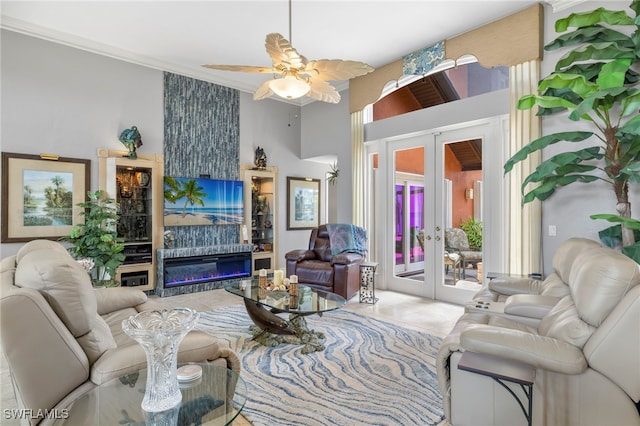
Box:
[460,324,588,374]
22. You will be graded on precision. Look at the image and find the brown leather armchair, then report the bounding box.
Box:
[285,224,365,300]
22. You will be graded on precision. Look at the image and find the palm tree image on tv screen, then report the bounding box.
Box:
[164,176,244,226]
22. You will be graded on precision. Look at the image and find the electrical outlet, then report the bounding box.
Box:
[548,225,557,237]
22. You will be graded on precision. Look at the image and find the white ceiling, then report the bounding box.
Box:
[2,1,562,105]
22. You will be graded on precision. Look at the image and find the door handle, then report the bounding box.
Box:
[436,226,441,231]
[435,236,441,241]
[426,235,432,241]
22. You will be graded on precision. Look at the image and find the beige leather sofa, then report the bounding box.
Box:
[466,237,602,327]
[0,240,240,426]
[437,242,640,426]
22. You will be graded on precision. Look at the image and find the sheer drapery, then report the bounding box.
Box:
[351,110,365,227]
[508,60,542,275]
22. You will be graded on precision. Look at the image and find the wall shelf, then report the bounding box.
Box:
[98,148,164,292]
[242,165,278,275]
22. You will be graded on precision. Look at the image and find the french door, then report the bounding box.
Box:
[394,174,425,275]
[378,120,500,304]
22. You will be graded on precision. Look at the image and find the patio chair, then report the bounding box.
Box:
[444,228,482,278]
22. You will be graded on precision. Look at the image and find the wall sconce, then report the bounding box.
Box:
[465,188,474,200]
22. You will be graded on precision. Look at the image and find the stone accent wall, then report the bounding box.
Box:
[163,72,240,249]
[159,72,243,295]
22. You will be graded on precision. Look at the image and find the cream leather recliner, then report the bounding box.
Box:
[473,237,601,302]
[467,237,602,327]
[437,243,640,426]
[1,240,240,426]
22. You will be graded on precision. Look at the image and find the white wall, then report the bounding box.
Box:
[239,93,329,266]
[301,92,352,223]
[1,30,164,257]
[1,30,165,181]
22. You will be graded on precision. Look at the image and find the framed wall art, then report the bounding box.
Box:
[287,176,320,230]
[1,152,90,242]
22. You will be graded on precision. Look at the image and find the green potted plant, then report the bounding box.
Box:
[504,0,640,262]
[459,217,483,250]
[62,190,125,287]
[327,162,339,185]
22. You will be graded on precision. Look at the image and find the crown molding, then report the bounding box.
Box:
[544,0,587,12]
[1,16,316,106]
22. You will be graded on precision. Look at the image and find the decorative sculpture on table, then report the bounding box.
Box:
[119,125,143,159]
[163,230,176,249]
[255,195,268,215]
[254,146,267,170]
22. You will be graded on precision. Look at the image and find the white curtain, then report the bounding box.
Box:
[473,180,483,223]
[508,60,542,275]
[351,110,365,227]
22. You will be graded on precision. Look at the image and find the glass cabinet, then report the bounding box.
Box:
[242,166,278,275]
[98,149,163,291]
[114,166,153,262]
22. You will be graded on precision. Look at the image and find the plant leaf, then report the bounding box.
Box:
[522,174,599,204]
[598,224,623,248]
[596,59,633,89]
[560,63,606,81]
[618,114,640,137]
[538,73,597,98]
[620,89,640,117]
[521,147,602,189]
[622,242,640,264]
[556,42,635,71]
[504,131,593,173]
[590,214,640,230]
[545,26,633,51]
[555,8,633,32]
[517,94,579,112]
[569,86,629,121]
[631,0,640,19]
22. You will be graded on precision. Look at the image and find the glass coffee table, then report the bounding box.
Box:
[225,279,347,353]
[54,364,246,426]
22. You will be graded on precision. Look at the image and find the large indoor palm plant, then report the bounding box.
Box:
[505,0,640,261]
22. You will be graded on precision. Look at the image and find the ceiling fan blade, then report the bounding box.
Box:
[265,33,308,70]
[253,80,274,101]
[307,79,341,104]
[304,59,374,81]
[202,64,274,73]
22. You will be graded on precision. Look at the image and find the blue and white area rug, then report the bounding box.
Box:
[198,305,445,426]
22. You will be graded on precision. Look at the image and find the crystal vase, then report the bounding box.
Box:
[122,308,200,412]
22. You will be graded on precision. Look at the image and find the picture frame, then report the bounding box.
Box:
[1,152,91,243]
[287,176,320,230]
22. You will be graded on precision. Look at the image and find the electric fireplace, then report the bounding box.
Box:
[156,244,254,297]
[163,252,251,288]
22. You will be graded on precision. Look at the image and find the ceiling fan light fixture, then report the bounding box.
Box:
[269,75,311,99]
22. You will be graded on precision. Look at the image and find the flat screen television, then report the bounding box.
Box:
[163,176,244,226]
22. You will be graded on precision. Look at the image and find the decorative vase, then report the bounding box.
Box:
[92,267,120,288]
[122,308,200,412]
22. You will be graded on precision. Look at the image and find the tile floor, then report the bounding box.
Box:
[1,288,464,425]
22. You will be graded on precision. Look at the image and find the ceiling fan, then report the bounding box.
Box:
[202,1,374,104]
